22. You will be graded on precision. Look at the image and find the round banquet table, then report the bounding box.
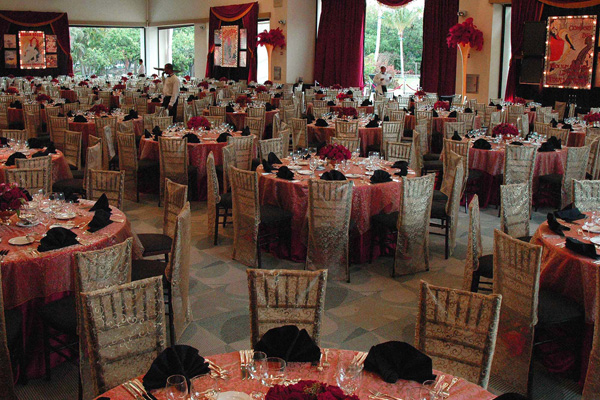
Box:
[257,158,416,263]
[94,349,494,400]
[0,148,73,184]
[7,107,48,126]
[307,122,381,157]
[306,102,375,117]
[0,200,144,378]
[202,109,279,138]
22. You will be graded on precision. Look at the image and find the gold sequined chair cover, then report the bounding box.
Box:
[0,102,8,129]
[381,121,403,156]
[548,127,570,145]
[412,128,427,174]
[1,129,27,143]
[230,167,260,267]
[587,138,600,180]
[246,116,265,138]
[444,121,466,138]
[93,116,117,139]
[335,120,359,140]
[247,106,266,119]
[394,173,435,276]
[330,137,360,152]
[152,116,173,130]
[81,276,167,396]
[64,130,83,171]
[0,268,17,399]
[117,120,134,134]
[491,229,542,396]
[49,115,68,152]
[15,155,52,194]
[209,106,226,117]
[500,183,529,239]
[582,269,600,399]
[227,135,255,171]
[290,118,308,149]
[561,146,590,209]
[259,137,285,161]
[86,169,125,209]
[205,115,225,127]
[504,144,536,208]
[306,180,353,282]
[207,152,222,243]
[116,132,139,202]
[24,111,41,138]
[278,128,291,154]
[573,179,600,212]
[445,161,465,256]
[247,268,327,347]
[442,139,469,196]
[158,137,188,205]
[415,280,501,388]
[385,142,412,163]
[440,149,463,199]
[458,112,476,130]
[162,179,188,239]
[6,167,49,195]
[463,195,483,291]
[388,110,406,123]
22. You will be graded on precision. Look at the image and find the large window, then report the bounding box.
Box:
[364,0,424,95]
[256,20,270,84]
[159,26,195,76]
[70,27,144,76]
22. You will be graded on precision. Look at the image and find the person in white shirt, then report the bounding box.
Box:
[374,66,393,95]
[137,59,145,77]
[162,63,180,120]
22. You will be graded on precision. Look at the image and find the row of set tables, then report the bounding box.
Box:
[0,145,72,185]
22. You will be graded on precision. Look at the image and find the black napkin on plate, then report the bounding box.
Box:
[548,136,562,150]
[90,193,111,212]
[547,213,570,237]
[268,152,282,165]
[179,87,188,92]
[182,133,200,143]
[370,169,392,184]
[451,131,461,141]
[67,110,75,117]
[225,105,234,113]
[209,88,216,92]
[216,132,232,143]
[73,115,87,123]
[87,209,113,233]
[187,95,197,102]
[555,206,586,222]
[464,107,473,113]
[364,341,436,384]
[265,103,274,112]
[123,114,135,121]
[509,141,523,146]
[37,227,79,252]
[383,116,390,122]
[431,110,438,118]
[27,137,44,149]
[530,107,536,112]
[366,120,379,128]
[496,104,503,110]
[276,166,294,180]
[373,114,381,122]
[320,170,346,181]
[566,237,599,259]
[152,125,162,136]
[448,111,457,118]
[306,114,315,124]
[262,160,273,173]
[241,127,251,136]
[361,99,372,106]
[473,138,491,150]
[562,123,572,131]
[315,118,328,127]
[144,129,152,138]
[327,100,335,106]
[346,90,353,95]
[143,345,210,391]
[151,97,161,103]
[316,90,324,94]
[538,141,555,152]
[550,118,558,128]
[392,160,408,169]
[9,101,22,109]
[254,325,321,363]
[5,152,26,166]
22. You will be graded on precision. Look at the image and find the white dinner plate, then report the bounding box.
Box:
[16,220,40,228]
[297,170,313,175]
[8,236,34,246]
[591,236,600,245]
[583,224,600,233]
[218,392,252,400]
[288,165,302,170]
[345,174,361,178]
[54,212,77,220]
[297,161,309,166]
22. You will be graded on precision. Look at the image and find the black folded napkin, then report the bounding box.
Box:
[276,166,294,180]
[432,110,438,118]
[127,109,138,118]
[182,133,200,143]
[392,160,409,169]
[361,99,372,106]
[90,193,111,212]
[395,166,408,176]
[383,116,390,122]
[216,132,232,143]
[152,126,162,136]
[547,213,570,237]
[265,103,274,112]
[364,341,436,384]
[464,107,473,113]
[143,345,210,391]
[451,131,461,141]
[123,114,135,121]
[352,115,358,120]
[496,104,503,110]
[346,90,353,95]
[555,206,586,222]
[180,87,188,92]
[538,141,555,152]
[548,136,562,150]
[448,111,457,118]
[187,95,197,102]
[509,141,523,146]
[268,152,282,165]
[316,90,324,94]
[320,170,346,181]
[225,105,234,113]
[306,114,315,124]
[365,120,379,128]
[73,115,87,123]
[530,107,536,112]
[315,118,328,127]
[0,137,6,146]
[473,138,491,150]
[209,88,216,92]
[262,160,273,173]
[28,138,44,149]
[327,101,335,106]
[67,110,75,117]
[87,209,113,233]
[274,93,282,98]
[241,127,251,136]
[151,97,161,103]
[254,325,321,363]
[566,237,599,259]
[550,118,558,128]
[5,152,26,166]
[38,227,79,252]
[10,101,22,109]
[562,123,572,131]
[370,169,392,184]
[144,129,152,138]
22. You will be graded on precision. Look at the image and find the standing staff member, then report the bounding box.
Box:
[374,65,393,95]
[161,63,180,120]
[138,59,145,77]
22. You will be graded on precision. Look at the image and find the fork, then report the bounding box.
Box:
[239,350,248,380]
[122,381,143,400]
[131,379,158,400]
[368,390,402,400]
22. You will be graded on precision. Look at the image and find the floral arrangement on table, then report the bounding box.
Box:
[513,97,526,105]
[121,76,128,82]
[7,74,14,79]
[492,123,519,138]
[447,17,484,51]
[256,85,268,93]
[151,73,158,78]
[90,104,109,114]
[50,78,59,84]
[198,81,209,89]
[35,94,52,103]
[68,72,74,78]
[5,87,19,95]
[113,84,126,90]
[78,80,89,87]
[184,75,191,82]
[90,74,97,79]
[236,94,252,107]
[339,107,358,117]
[319,143,352,161]
[153,79,161,85]
[433,100,450,111]
[187,116,211,130]
[584,113,600,123]
[264,80,273,85]
[25,76,34,81]
[219,77,228,82]
[336,92,351,101]
[0,183,29,213]
[197,91,207,99]
[331,84,342,90]
[265,380,359,400]
[414,89,426,97]
[257,27,286,49]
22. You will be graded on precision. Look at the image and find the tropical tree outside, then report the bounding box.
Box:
[171,26,195,76]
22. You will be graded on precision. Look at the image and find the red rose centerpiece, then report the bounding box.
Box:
[338,107,358,118]
[414,89,426,98]
[0,183,29,224]
[266,380,359,400]
[6,87,19,95]
[184,75,191,82]
[90,74,97,79]
[447,17,484,100]
[90,104,109,115]
[78,80,89,87]
[121,76,128,82]
[198,81,209,89]
[236,94,251,107]
[51,78,59,84]
[584,113,600,124]
[152,79,161,84]
[36,94,52,103]
[331,84,342,90]
[492,123,519,138]
[264,80,273,86]
[336,93,350,102]
[187,116,211,130]
[256,85,268,94]
[433,100,450,111]
[258,28,286,81]
[319,143,352,162]
[219,77,228,82]
[513,97,526,105]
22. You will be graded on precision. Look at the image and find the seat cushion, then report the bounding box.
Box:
[423,153,440,161]
[260,204,293,225]
[538,173,562,186]
[131,259,168,283]
[71,169,85,180]
[433,190,448,202]
[218,192,232,209]
[423,159,443,170]
[39,296,77,336]
[4,308,22,348]
[372,212,399,231]
[138,233,172,255]
[538,289,583,325]
[430,199,447,219]
[52,178,84,194]
[477,254,494,279]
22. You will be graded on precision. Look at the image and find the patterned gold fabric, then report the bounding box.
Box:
[86,169,125,209]
[534,121,550,137]
[152,116,173,130]
[1,129,27,142]
[246,116,265,138]
[444,121,466,138]
[290,118,308,149]
[440,149,462,198]
[247,268,327,347]
[209,106,226,116]
[207,152,220,242]
[583,269,600,399]
[116,132,139,201]
[0,269,17,399]
[306,180,353,281]
[388,110,406,123]
[81,276,167,396]
[394,174,435,276]
[587,138,600,180]
[491,229,542,396]
[548,127,569,145]
[413,127,428,172]
[259,137,284,161]
[6,167,49,195]
[64,130,82,170]
[500,183,529,239]
[228,135,255,171]
[504,145,536,208]
[247,107,266,119]
[117,120,134,134]
[561,146,590,209]
[415,281,501,388]
[163,179,188,239]
[230,167,260,267]
[331,137,360,152]
[94,116,117,138]
[158,137,188,204]
[15,155,52,194]
[446,163,465,256]
[573,179,600,212]
[205,115,225,127]
[443,140,469,196]
[385,142,412,163]
[335,120,359,140]
[85,143,102,191]
[222,144,237,193]
[48,115,68,152]
[458,112,476,130]
[312,106,328,119]
[517,116,529,138]
[463,195,483,291]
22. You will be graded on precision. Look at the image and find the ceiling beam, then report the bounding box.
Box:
[147,12,271,27]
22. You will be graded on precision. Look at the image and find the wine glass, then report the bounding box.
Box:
[308,147,317,159]
[165,375,188,400]
[309,157,319,177]
[190,373,218,400]
[335,363,362,395]
[261,357,286,387]
[247,351,267,381]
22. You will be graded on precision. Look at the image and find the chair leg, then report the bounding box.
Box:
[166,288,175,347]
[222,209,228,228]
[214,211,220,246]
[444,218,449,260]
[43,324,51,381]
[470,271,481,293]
[257,241,262,269]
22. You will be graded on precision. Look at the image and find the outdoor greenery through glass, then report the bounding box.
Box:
[171,26,195,76]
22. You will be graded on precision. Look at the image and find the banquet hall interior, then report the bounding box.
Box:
[0,0,599,399]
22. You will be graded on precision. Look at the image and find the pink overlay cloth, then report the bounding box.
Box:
[95,349,494,400]
[307,123,381,156]
[306,102,375,116]
[202,109,279,138]
[0,149,72,184]
[59,89,77,103]
[7,108,48,125]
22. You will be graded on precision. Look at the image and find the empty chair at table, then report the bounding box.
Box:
[290,118,307,149]
[207,152,231,245]
[48,115,68,152]
[153,115,174,130]
[507,105,525,125]
[86,169,125,209]
[135,97,148,115]
[548,127,569,146]
[312,106,328,119]
[221,144,236,193]
[331,137,360,153]
[247,106,266,120]
[385,142,412,163]
[227,135,256,171]
[573,179,600,212]
[462,195,494,293]
[444,121,466,139]
[117,120,134,134]
[209,106,226,117]
[158,137,189,206]
[458,112,476,130]
[24,111,42,139]
[247,268,327,347]
[6,167,49,195]
[52,142,102,198]
[306,180,353,282]
[246,116,265,138]
[64,130,83,177]
[500,183,531,242]
[117,132,158,202]
[533,121,550,136]
[516,115,529,138]
[377,121,403,156]
[503,144,536,211]
[205,114,225,127]
[415,280,501,389]
[335,120,359,140]
[388,110,406,123]
[258,137,285,161]
[0,103,8,130]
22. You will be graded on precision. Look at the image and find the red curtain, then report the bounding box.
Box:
[205,2,258,82]
[376,0,415,6]
[420,0,459,95]
[0,11,72,76]
[314,0,366,88]
[503,0,543,101]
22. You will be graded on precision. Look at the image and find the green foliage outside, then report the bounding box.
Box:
[171,26,195,76]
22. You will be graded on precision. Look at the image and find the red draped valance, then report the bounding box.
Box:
[376,0,415,7]
[538,0,600,7]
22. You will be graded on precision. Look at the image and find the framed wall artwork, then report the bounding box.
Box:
[239,51,247,67]
[221,25,239,68]
[46,35,57,53]
[214,46,222,67]
[4,50,16,68]
[466,74,479,93]
[3,34,15,49]
[240,29,247,50]
[19,31,46,69]
[214,30,221,46]
[46,54,57,68]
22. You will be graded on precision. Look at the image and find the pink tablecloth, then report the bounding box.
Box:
[404,115,482,134]
[307,123,381,156]
[306,102,374,116]
[7,108,48,126]
[0,150,72,184]
[95,349,494,400]
[203,109,279,138]
[59,89,77,103]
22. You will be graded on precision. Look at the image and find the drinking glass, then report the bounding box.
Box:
[190,373,218,400]
[165,374,188,400]
[309,157,319,177]
[308,147,317,159]
[335,363,362,395]
[407,387,433,400]
[261,357,286,387]
[248,351,267,381]
[351,148,360,162]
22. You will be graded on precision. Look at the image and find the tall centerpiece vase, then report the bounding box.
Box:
[458,43,471,102]
[265,44,274,82]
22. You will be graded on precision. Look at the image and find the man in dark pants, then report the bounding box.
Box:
[161,63,180,120]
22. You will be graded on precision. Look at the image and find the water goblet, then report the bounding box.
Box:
[248,351,268,381]
[335,363,362,395]
[190,373,218,400]
[261,357,286,387]
[165,374,188,400]
[309,157,319,177]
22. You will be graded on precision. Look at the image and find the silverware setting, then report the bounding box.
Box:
[0,249,9,264]
[239,349,254,380]
[350,351,368,367]
[206,358,230,379]
[368,389,403,400]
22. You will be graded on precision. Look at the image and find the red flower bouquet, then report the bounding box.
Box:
[51,78,59,84]
[90,104,109,114]
[257,28,286,49]
[36,94,52,103]
[152,79,161,84]
[184,75,191,81]
[338,107,358,118]
[187,116,211,130]
[433,100,450,111]
[151,73,158,78]
[492,123,519,137]
[198,91,207,99]
[78,81,89,87]
[331,84,342,90]
[256,85,268,93]
[336,93,350,101]
[447,17,484,51]
[198,81,209,89]
[113,84,126,90]
[318,144,352,161]
[264,80,273,85]
[414,90,426,97]
[266,380,359,400]
[6,87,19,95]
[219,77,228,82]
[584,113,600,123]
[90,74,97,79]
[7,74,14,79]
[0,183,28,212]
[127,72,133,76]
[121,76,128,82]
[25,76,34,81]
[513,97,526,105]
[236,94,251,107]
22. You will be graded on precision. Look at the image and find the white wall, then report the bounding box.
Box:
[286,0,316,83]
[195,23,209,78]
